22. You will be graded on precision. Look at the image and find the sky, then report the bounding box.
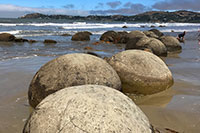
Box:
[0,0,199,18]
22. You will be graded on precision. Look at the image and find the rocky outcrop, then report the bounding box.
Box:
[28,53,121,108]
[160,36,182,52]
[0,33,15,42]
[71,31,91,41]
[24,85,152,133]
[108,50,174,95]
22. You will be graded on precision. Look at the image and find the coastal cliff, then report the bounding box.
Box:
[19,10,200,23]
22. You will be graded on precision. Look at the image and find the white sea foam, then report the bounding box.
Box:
[0,54,38,62]
[0,23,17,26]
[0,30,22,35]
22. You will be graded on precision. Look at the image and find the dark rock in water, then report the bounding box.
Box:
[24,85,152,133]
[44,39,57,44]
[28,40,37,43]
[0,33,15,42]
[160,36,182,52]
[28,53,121,108]
[149,29,164,37]
[140,25,145,28]
[159,25,166,27]
[14,38,29,42]
[71,31,91,41]
[61,33,71,36]
[122,25,128,28]
[108,50,174,95]
[82,31,93,35]
[150,25,156,28]
[100,31,129,44]
[100,31,118,43]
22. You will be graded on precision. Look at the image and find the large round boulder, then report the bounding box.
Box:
[116,31,129,44]
[100,31,118,42]
[144,38,167,56]
[125,36,167,56]
[160,36,182,52]
[143,31,159,39]
[149,29,164,37]
[23,85,152,133]
[108,50,174,95]
[28,53,121,108]
[125,36,150,50]
[127,30,146,39]
[0,33,15,42]
[71,31,91,41]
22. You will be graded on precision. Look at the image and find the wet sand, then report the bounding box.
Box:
[0,40,200,132]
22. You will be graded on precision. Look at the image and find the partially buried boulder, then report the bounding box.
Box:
[108,50,174,95]
[28,53,121,108]
[23,85,152,133]
[71,31,91,41]
[160,36,182,52]
[0,33,15,42]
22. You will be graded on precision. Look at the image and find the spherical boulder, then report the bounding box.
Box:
[28,53,121,108]
[160,36,182,52]
[125,37,167,56]
[108,50,174,95]
[0,33,15,42]
[127,30,146,39]
[100,31,118,42]
[71,31,91,41]
[23,85,152,133]
[125,36,150,50]
[149,29,164,37]
[144,38,167,56]
[143,31,159,39]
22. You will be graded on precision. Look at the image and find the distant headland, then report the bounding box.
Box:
[19,10,200,23]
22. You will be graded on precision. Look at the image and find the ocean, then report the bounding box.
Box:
[0,18,200,132]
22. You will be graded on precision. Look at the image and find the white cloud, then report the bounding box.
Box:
[0,4,89,18]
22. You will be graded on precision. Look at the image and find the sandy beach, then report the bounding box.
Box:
[0,39,200,132]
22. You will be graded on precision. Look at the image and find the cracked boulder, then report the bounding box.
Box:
[28,53,121,108]
[23,85,152,133]
[108,50,174,95]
